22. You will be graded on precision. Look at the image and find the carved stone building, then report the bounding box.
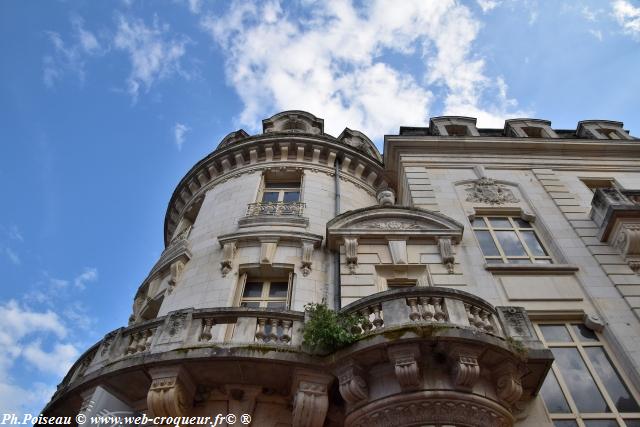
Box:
[43,112,640,427]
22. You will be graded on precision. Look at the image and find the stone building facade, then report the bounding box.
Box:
[43,111,640,427]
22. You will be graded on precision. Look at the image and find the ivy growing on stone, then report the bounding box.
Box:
[302,302,365,355]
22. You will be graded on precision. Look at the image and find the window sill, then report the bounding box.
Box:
[484,264,579,275]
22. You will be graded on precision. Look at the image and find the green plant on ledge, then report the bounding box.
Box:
[302,302,365,355]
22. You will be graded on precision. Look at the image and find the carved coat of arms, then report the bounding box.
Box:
[466,177,519,205]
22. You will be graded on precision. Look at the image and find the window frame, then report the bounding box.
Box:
[534,321,640,426]
[261,182,301,203]
[472,215,553,265]
[236,271,294,309]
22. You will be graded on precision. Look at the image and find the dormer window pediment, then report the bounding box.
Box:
[577,120,632,140]
[262,110,324,135]
[504,119,557,139]
[429,116,479,137]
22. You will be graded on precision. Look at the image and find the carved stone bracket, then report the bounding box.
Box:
[147,366,196,417]
[260,238,279,264]
[387,344,421,391]
[168,259,185,294]
[335,361,368,406]
[227,385,262,420]
[494,361,524,405]
[292,368,333,427]
[344,237,358,274]
[301,240,314,277]
[449,345,481,390]
[437,237,455,274]
[220,242,236,277]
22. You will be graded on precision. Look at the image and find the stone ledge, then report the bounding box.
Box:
[484,264,579,275]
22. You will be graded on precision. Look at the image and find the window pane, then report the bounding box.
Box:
[266,301,286,309]
[282,191,300,202]
[553,421,579,427]
[472,218,487,227]
[488,217,512,228]
[624,420,640,427]
[572,324,599,342]
[476,231,500,256]
[243,282,263,298]
[541,370,572,413]
[521,231,548,256]
[507,258,532,264]
[534,259,553,264]
[486,258,504,264]
[514,218,533,228]
[269,282,289,298]
[552,347,610,413]
[540,325,572,342]
[585,347,640,412]
[241,301,261,308]
[584,421,620,427]
[262,192,279,202]
[495,231,527,256]
[265,182,299,189]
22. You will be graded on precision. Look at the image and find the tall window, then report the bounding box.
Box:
[261,182,300,203]
[472,216,552,264]
[237,271,293,309]
[535,322,640,427]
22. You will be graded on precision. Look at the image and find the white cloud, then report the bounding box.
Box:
[613,0,640,39]
[174,123,190,150]
[23,342,79,377]
[74,267,98,290]
[188,0,202,14]
[113,14,189,101]
[477,0,501,13]
[8,225,23,242]
[4,247,20,265]
[202,0,525,141]
[43,16,103,87]
[590,29,604,40]
[0,381,54,416]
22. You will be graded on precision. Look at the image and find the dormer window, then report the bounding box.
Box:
[577,120,632,140]
[598,128,622,140]
[522,127,543,138]
[445,125,469,137]
[504,119,557,139]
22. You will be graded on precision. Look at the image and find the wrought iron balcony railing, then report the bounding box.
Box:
[246,201,305,217]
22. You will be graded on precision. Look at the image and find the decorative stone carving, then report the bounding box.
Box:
[291,369,333,427]
[260,239,279,265]
[360,220,425,230]
[301,240,314,277]
[465,177,519,205]
[376,189,395,206]
[147,366,196,417]
[387,240,407,265]
[495,362,524,405]
[437,237,455,274]
[199,318,215,341]
[125,328,154,355]
[387,344,421,391]
[583,313,605,332]
[100,330,118,357]
[496,306,534,339]
[344,237,358,274]
[220,242,236,277]
[336,362,368,406]
[449,346,481,389]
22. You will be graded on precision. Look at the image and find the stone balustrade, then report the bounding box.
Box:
[342,287,505,338]
[245,201,305,217]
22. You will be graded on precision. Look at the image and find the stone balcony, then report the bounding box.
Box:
[45,288,553,427]
[238,201,308,227]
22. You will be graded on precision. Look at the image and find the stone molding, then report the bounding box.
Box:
[345,390,514,427]
[147,366,196,417]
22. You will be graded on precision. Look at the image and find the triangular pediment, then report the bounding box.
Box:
[326,206,463,249]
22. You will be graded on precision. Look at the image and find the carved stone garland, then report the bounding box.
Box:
[466,177,519,205]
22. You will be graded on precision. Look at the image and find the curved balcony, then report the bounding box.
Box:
[45,288,553,427]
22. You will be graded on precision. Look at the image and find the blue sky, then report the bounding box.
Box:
[1,0,639,415]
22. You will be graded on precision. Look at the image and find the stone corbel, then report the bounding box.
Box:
[147,366,196,417]
[168,260,186,294]
[227,385,262,420]
[449,345,481,390]
[437,237,455,274]
[387,239,407,265]
[292,368,333,427]
[344,237,358,274]
[221,242,236,277]
[387,344,421,391]
[260,238,279,264]
[301,240,315,277]
[494,361,524,405]
[612,224,640,272]
[335,361,368,406]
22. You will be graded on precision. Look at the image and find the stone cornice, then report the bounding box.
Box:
[384,136,640,179]
[164,134,385,246]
